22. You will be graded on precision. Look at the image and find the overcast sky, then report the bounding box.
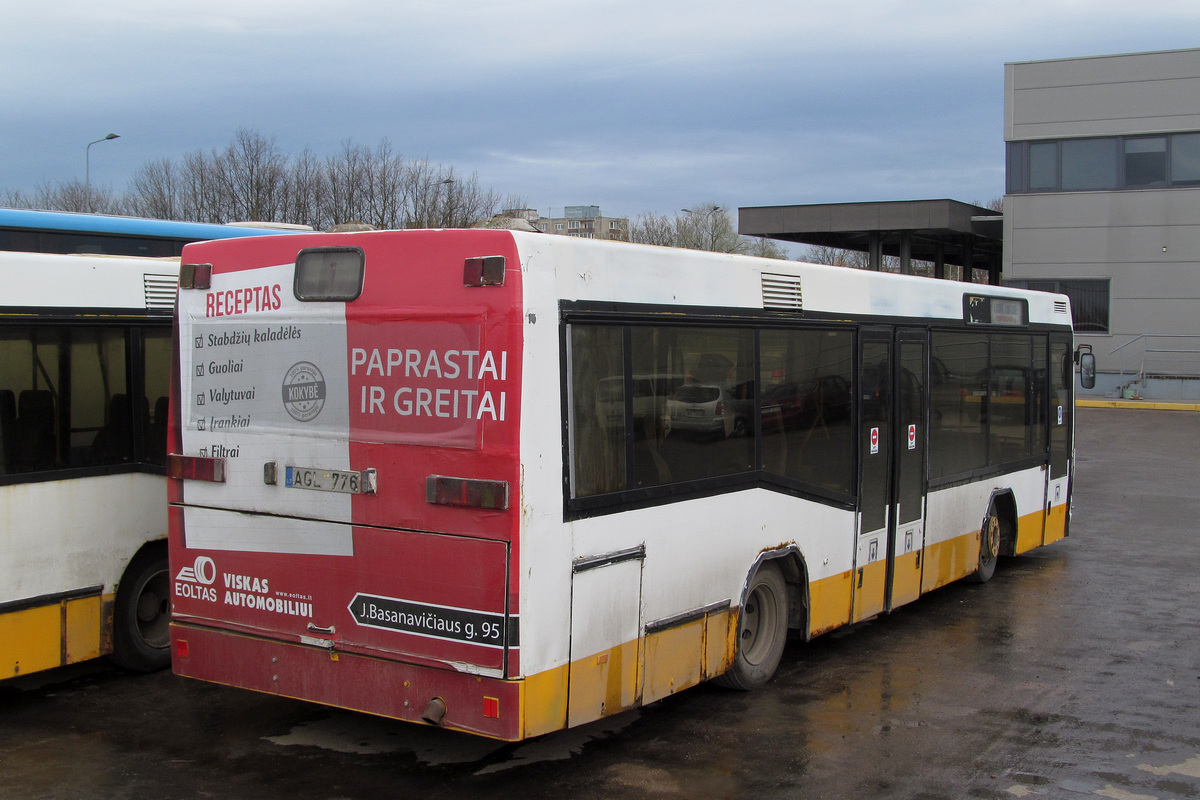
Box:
[4,1,1198,220]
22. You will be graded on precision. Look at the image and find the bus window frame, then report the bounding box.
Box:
[0,315,169,487]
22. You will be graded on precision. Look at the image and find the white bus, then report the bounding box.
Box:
[167,230,1092,740]
[0,251,181,676]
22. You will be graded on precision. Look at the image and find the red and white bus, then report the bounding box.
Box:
[168,230,1092,740]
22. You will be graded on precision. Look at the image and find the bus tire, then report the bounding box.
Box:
[716,562,788,690]
[110,544,171,672]
[968,509,1001,584]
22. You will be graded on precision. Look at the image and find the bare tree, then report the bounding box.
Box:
[179,150,226,223]
[283,147,327,230]
[18,179,124,215]
[630,204,787,257]
[5,129,509,231]
[218,128,288,222]
[323,140,372,227]
[0,188,33,208]
[804,245,869,268]
[677,204,743,253]
[361,139,406,229]
[629,211,679,247]
[742,235,789,260]
[127,159,182,220]
[436,168,501,229]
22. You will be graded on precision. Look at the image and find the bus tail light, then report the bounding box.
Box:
[426,475,509,510]
[167,454,226,483]
[175,639,189,659]
[179,263,212,290]
[463,256,505,287]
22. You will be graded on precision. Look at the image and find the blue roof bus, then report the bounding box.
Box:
[0,212,304,681]
[0,207,309,258]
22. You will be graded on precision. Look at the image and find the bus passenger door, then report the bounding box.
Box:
[567,547,644,727]
[888,330,927,610]
[1044,335,1073,545]
[854,331,891,621]
[855,329,928,621]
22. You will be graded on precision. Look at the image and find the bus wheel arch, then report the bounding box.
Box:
[969,492,1014,584]
[110,540,171,672]
[989,490,1019,557]
[716,555,798,690]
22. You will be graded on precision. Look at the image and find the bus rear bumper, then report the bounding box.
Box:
[170,622,525,740]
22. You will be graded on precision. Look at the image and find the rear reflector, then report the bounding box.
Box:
[426,475,509,510]
[483,696,500,719]
[167,454,226,483]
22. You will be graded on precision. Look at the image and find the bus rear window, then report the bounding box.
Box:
[294,247,364,301]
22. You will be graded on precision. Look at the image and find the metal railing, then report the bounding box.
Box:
[1108,334,1200,398]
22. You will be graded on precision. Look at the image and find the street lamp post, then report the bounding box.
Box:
[85,133,120,211]
[682,205,722,251]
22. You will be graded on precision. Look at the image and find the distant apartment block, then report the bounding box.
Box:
[518,206,629,241]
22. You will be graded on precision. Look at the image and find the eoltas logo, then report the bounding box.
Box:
[282,361,326,422]
[174,555,218,602]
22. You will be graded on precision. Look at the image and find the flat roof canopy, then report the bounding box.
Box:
[739,199,1003,282]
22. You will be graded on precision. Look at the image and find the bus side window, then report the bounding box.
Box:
[0,389,14,474]
[569,324,627,498]
[15,389,57,472]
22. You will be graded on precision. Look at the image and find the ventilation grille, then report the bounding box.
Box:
[762,273,803,311]
[1053,300,1069,315]
[144,273,179,311]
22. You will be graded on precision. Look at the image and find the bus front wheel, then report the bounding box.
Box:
[111,545,171,672]
[716,562,788,690]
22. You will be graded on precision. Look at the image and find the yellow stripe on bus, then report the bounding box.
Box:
[0,593,107,678]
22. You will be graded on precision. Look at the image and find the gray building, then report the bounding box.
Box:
[533,206,629,241]
[1003,48,1200,398]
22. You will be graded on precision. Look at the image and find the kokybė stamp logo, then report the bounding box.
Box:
[282,361,326,422]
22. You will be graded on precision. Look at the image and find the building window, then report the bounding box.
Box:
[1007,278,1110,333]
[1061,138,1118,190]
[1028,142,1058,190]
[554,223,564,231]
[568,221,580,230]
[1125,137,1168,186]
[1172,133,1200,184]
[1008,131,1200,193]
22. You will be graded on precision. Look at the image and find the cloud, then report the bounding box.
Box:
[3,1,1199,218]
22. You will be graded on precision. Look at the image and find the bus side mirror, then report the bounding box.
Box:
[1075,346,1096,390]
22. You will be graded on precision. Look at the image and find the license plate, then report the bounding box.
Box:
[285,466,376,494]
[687,408,705,416]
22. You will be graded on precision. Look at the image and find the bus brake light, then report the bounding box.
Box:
[426,475,509,510]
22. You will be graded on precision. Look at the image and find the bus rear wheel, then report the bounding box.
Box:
[110,545,171,672]
[716,562,788,690]
[969,510,1001,584]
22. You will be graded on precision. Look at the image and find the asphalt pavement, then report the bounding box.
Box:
[2,406,1198,800]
